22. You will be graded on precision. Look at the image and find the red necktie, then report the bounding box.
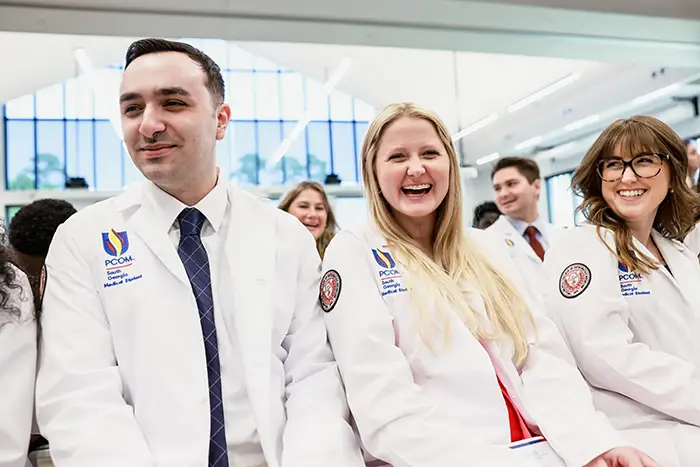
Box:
[497,375,532,442]
[525,226,545,261]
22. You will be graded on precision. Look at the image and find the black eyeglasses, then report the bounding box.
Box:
[596,153,670,182]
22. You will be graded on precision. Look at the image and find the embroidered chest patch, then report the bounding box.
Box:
[559,263,591,299]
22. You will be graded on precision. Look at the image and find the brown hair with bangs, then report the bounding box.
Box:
[572,115,700,274]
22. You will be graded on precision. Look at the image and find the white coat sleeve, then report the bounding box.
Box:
[35,223,154,467]
[469,228,626,467]
[544,228,700,427]
[280,220,365,467]
[322,231,538,467]
[0,268,36,467]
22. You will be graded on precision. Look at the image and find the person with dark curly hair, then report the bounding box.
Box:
[0,239,36,466]
[9,199,77,281]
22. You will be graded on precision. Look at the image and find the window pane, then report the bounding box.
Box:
[282,121,308,183]
[35,83,65,119]
[5,206,23,225]
[254,54,279,71]
[198,39,228,69]
[123,148,144,186]
[229,72,255,119]
[305,79,329,121]
[36,121,66,189]
[354,122,369,168]
[329,90,354,121]
[330,122,356,183]
[94,121,124,190]
[5,94,35,119]
[280,73,304,120]
[228,45,255,71]
[306,121,331,182]
[230,121,258,184]
[255,73,280,120]
[257,121,283,185]
[353,99,375,121]
[546,172,575,228]
[65,76,95,119]
[93,68,122,121]
[65,121,95,189]
[6,121,36,190]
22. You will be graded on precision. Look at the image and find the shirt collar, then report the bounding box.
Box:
[145,170,228,234]
[506,215,547,237]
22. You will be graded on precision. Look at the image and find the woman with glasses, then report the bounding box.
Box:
[543,115,700,466]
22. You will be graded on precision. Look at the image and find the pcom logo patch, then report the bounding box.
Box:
[372,249,396,269]
[102,229,130,257]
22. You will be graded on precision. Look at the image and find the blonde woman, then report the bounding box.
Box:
[544,116,700,467]
[320,103,655,467]
[279,181,338,258]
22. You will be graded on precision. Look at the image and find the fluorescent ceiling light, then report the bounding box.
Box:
[476,152,500,165]
[270,57,352,164]
[452,113,499,142]
[565,114,600,132]
[507,73,580,113]
[633,83,681,105]
[514,136,544,151]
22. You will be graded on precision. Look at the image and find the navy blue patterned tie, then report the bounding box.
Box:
[177,208,228,467]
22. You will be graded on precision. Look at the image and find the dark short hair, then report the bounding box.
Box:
[491,156,540,183]
[473,201,500,224]
[124,38,225,106]
[9,199,77,256]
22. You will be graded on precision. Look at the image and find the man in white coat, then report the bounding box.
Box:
[35,38,364,467]
[487,157,559,297]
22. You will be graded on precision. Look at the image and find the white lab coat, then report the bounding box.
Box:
[683,220,700,257]
[322,224,625,467]
[487,216,562,301]
[35,181,363,467]
[543,224,700,467]
[0,266,35,467]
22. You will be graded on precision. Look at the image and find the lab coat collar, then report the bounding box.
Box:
[493,216,541,263]
[143,170,228,234]
[650,230,700,310]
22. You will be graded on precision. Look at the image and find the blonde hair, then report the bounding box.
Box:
[362,102,533,365]
[278,181,338,258]
[573,115,700,274]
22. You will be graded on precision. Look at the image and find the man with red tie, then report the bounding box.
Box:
[487,157,560,300]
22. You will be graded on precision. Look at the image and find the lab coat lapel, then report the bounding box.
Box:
[121,184,190,286]
[497,217,541,264]
[225,184,275,460]
[652,231,700,310]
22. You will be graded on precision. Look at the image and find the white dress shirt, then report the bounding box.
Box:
[506,216,551,252]
[145,175,266,467]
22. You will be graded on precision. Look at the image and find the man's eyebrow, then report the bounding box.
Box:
[119,92,140,104]
[157,87,191,98]
[119,87,191,104]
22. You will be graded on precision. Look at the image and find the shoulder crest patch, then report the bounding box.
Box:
[319,269,342,313]
[559,263,591,299]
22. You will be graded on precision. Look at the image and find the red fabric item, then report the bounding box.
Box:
[525,225,546,261]
[496,375,532,442]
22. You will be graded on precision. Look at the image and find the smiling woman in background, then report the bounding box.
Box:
[279,181,339,258]
[543,115,700,466]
